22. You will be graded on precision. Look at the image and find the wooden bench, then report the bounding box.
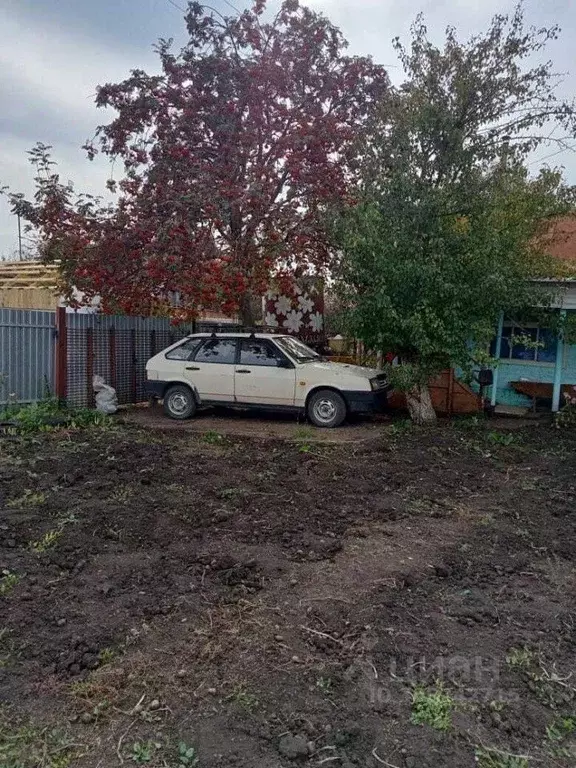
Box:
[510,381,575,411]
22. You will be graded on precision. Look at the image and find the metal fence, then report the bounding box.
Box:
[0,309,56,405]
[1,307,241,407]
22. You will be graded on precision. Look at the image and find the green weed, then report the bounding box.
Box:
[0,709,82,768]
[0,399,113,434]
[130,740,157,763]
[487,431,517,446]
[506,647,535,669]
[474,745,529,768]
[30,528,63,554]
[0,571,20,597]
[201,430,225,445]
[410,683,454,731]
[98,647,117,666]
[545,715,576,758]
[176,741,199,767]
[6,489,46,508]
[225,683,259,713]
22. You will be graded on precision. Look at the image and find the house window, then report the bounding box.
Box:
[490,324,557,364]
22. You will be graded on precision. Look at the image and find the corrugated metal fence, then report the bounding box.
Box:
[0,308,56,405]
[1,308,240,407]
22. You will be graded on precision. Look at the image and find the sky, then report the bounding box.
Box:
[1,0,575,258]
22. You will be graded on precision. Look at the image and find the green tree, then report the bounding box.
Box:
[335,7,576,423]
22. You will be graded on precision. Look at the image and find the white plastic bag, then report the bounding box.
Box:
[92,375,118,415]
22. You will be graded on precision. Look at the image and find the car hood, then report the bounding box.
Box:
[301,360,381,380]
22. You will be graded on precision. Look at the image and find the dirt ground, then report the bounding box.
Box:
[1,416,575,768]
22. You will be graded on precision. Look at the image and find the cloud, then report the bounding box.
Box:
[0,3,159,257]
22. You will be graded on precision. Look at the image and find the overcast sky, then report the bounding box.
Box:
[1,0,575,258]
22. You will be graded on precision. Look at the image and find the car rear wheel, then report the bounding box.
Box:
[163,385,197,420]
[307,389,346,428]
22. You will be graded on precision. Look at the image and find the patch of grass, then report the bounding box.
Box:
[225,683,259,713]
[474,745,529,768]
[1,399,112,434]
[0,570,20,597]
[98,647,117,666]
[216,487,246,501]
[201,430,226,445]
[30,528,63,554]
[176,741,199,767]
[410,683,454,731]
[545,715,576,758]
[110,486,134,504]
[294,425,315,440]
[506,647,535,669]
[6,489,46,508]
[487,431,517,446]
[388,418,413,437]
[0,709,83,768]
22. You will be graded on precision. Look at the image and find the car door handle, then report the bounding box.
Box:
[236,369,251,374]
[185,366,200,371]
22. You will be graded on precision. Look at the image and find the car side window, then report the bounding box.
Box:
[239,340,283,367]
[165,338,202,361]
[194,338,237,364]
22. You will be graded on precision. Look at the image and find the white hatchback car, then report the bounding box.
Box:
[146,333,389,428]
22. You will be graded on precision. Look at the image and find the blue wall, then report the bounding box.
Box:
[490,342,576,407]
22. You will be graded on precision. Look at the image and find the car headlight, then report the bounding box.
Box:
[370,377,388,391]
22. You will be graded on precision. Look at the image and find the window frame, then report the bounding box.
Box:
[191,337,238,365]
[238,338,292,368]
[493,323,558,366]
[164,337,203,361]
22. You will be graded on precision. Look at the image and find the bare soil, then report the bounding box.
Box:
[0,417,575,768]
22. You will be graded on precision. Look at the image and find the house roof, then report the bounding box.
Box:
[0,260,59,289]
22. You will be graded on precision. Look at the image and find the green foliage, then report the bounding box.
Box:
[201,431,225,445]
[334,7,576,390]
[130,740,157,764]
[177,741,199,767]
[0,571,20,597]
[410,683,454,731]
[0,710,81,768]
[506,647,535,669]
[0,399,111,434]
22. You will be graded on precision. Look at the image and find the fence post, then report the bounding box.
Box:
[109,327,117,390]
[150,330,156,358]
[55,307,67,404]
[86,328,94,407]
[447,368,455,417]
[130,329,137,403]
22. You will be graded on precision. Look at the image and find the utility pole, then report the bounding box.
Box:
[17,212,23,261]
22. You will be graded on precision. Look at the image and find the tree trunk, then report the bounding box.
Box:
[405,383,437,425]
[239,293,256,328]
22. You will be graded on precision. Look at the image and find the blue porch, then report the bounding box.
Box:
[489,284,576,412]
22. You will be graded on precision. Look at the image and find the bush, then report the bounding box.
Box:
[0,399,110,433]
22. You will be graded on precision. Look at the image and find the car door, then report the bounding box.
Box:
[185,338,237,402]
[234,339,296,406]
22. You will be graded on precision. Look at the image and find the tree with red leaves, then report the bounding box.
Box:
[7,0,387,324]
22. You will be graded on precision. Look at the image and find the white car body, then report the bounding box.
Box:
[146,333,389,425]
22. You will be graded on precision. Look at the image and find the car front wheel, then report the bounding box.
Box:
[307,389,347,428]
[163,385,197,420]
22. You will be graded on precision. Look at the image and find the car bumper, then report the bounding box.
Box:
[145,381,166,398]
[344,389,388,414]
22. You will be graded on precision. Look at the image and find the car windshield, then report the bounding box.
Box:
[275,336,321,362]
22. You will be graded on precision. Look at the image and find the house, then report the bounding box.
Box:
[490,216,576,413]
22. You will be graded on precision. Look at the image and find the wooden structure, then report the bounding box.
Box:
[510,380,576,411]
[0,261,60,310]
[327,357,482,415]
